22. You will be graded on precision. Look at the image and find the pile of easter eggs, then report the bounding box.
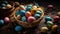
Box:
[0,1,12,9]
[15,5,42,23]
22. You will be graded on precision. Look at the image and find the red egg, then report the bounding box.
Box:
[25,11,32,18]
[27,16,36,23]
[4,17,10,23]
[53,16,60,22]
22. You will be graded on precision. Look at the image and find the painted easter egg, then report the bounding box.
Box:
[15,26,22,31]
[34,14,40,19]
[21,16,26,22]
[0,20,4,25]
[27,16,36,23]
[4,17,10,23]
[25,11,32,18]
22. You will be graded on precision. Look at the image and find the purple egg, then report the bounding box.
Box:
[27,16,36,23]
[4,17,10,23]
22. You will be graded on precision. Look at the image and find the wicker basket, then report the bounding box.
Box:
[12,6,44,28]
[0,1,15,18]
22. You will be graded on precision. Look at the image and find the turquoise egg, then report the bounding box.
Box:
[19,10,26,16]
[16,10,20,16]
[26,6,32,11]
[45,16,52,21]
[36,10,41,15]
[34,14,40,19]
[15,26,22,31]
[21,16,26,22]
[0,20,4,25]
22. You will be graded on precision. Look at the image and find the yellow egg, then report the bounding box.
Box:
[51,25,58,31]
[20,5,25,10]
[32,6,37,10]
[6,4,12,8]
[40,27,48,32]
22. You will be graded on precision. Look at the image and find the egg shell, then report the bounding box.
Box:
[34,14,40,19]
[27,16,36,23]
[19,10,26,16]
[45,16,52,21]
[0,20,4,25]
[4,17,10,23]
[25,11,32,18]
[15,26,22,31]
[21,16,26,22]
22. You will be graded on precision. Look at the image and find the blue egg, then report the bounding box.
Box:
[1,3,6,7]
[16,10,20,16]
[15,26,22,31]
[19,10,26,16]
[21,16,26,22]
[45,16,52,21]
[34,14,40,19]
[36,10,41,15]
[0,20,4,25]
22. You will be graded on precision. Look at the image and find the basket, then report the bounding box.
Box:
[0,1,15,18]
[12,5,44,28]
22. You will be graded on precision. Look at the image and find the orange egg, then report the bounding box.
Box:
[25,11,32,18]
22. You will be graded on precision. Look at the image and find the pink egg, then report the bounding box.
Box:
[27,16,36,23]
[4,17,10,23]
[25,11,32,18]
